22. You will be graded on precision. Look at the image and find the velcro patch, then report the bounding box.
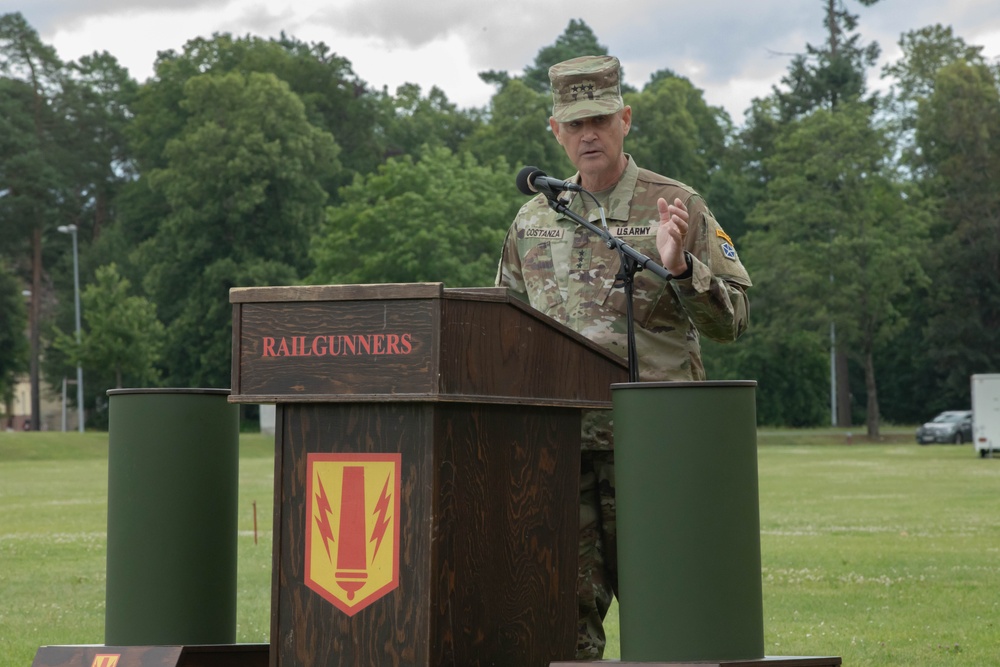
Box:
[523,227,566,240]
[611,225,653,237]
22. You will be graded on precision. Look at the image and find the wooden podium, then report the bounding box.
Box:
[229,283,628,667]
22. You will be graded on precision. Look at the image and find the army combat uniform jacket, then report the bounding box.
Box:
[496,157,752,384]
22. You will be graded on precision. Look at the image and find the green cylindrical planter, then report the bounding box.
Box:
[614,381,763,662]
[105,388,239,645]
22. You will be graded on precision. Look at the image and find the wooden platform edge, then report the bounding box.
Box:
[32,644,270,667]
[550,657,842,667]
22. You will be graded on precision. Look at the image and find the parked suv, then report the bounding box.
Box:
[915,410,973,445]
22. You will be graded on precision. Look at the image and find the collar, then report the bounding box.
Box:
[556,155,637,225]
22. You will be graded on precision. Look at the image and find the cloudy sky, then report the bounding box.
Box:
[10,0,1000,121]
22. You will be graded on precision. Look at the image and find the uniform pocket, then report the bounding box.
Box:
[598,227,669,327]
[520,240,564,314]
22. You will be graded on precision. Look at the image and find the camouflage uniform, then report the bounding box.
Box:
[495,156,752,658]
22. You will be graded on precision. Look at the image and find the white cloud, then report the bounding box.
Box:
[14,0,1000,121]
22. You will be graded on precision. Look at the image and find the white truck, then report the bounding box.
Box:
[972,374,1000,458]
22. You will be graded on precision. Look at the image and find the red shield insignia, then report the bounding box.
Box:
[305,453,401,615]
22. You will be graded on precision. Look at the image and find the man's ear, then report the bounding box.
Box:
[549,116,561,141]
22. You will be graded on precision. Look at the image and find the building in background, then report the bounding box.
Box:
[3,374,81,432]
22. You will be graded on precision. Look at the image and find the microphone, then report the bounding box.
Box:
[516,166,583,197]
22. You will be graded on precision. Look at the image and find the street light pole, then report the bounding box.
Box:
[57,224,84,433]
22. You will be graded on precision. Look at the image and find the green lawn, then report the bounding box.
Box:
[754,438,1000,666]
[2,430,998,666]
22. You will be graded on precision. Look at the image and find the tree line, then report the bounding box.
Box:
[1,2,998,434]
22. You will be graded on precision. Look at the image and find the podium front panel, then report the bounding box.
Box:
[272,401,579,667]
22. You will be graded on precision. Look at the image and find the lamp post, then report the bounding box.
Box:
[57,224,84,433]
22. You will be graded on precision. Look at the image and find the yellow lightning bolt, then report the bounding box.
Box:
[370,476,392,559]
[314,476,335,561]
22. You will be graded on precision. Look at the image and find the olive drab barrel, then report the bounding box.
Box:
[614,380,764,662]
[104,388,239,645]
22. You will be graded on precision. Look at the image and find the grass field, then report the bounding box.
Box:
[1,429,998,666]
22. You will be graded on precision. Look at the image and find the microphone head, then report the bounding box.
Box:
[516,166,544,196]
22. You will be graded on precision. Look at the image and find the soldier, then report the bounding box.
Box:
[495,55,752,659]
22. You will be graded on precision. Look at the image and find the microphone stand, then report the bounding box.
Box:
[539,192,674,383]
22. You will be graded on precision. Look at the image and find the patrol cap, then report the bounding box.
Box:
[549,55,624,123]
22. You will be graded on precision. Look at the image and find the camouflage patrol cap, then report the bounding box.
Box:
[549,55,624,122]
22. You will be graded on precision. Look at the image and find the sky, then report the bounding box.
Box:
[9,0,1000,122]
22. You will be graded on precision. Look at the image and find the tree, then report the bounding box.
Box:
[53,263,163,390]
[775,0,882,119]
[881,24,986,170]
[137,69,340,387]
[111,34,388,314]
[479,19,633,96]
[3,13,142,425]
[464,78,572,177]
[747,0,884,427]
[271,33,384,179]
[859,29,993,421]
[0,12,72,430]
[625,73,729,193]
[375,83,480,161]
[711,97,785,248]
[59,51,139,240]
[310,147,519,287]
[883,25,986,109]
[520,19,610,93]
[41,53,140,414]
[0,261,28,421]
[128,33,377,204]
[744,104,927,437]
[703,331,829,427]
[163,257,298,388]
[914,61,1000,405]
[726,1,884,253]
